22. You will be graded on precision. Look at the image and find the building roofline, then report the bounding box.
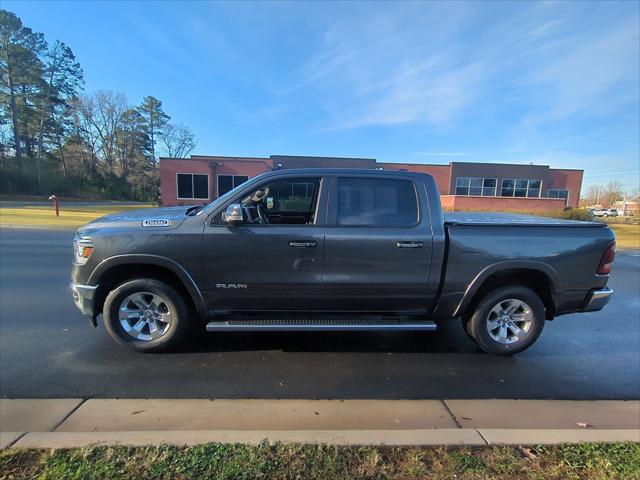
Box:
[378,161,449,167]
[258,167,429,178]
[159,155,584,174]
[270,154,376,161]
[448,160,583,172]
[190,155,270,161]
[450,161,550,168]
[548,168,585,172]
[160,156,271,164]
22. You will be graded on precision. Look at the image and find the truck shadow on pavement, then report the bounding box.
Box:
[176,322,481,355]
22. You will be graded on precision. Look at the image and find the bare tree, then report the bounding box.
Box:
[601,180,624,207]
[160,123,197,159]
[583,184,603,206]
[72,91,127,174]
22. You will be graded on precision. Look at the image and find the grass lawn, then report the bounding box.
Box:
[608,223,640,250]
[1,205,638,251]
[0,204,154,228]
[1,442,639,480]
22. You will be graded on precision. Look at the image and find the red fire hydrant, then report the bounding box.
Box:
[48,195,59,217]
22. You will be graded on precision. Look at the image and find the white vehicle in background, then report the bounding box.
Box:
[591,208,619,217]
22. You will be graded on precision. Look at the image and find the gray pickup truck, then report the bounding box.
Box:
[71,168,616,355]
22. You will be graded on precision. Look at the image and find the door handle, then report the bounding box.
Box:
[396,241,424,249]
[289,241,317,248]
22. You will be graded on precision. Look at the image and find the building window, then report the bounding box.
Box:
[501,179,541,198]
[177,173,209,200]
[548,189,569,205]
[217,175,249,197]
[455,177,497,196]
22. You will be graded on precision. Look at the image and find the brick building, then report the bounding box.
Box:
[159,154,582,211]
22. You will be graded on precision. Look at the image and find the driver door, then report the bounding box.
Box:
[202,175,327,313]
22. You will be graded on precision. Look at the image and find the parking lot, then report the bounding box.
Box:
[0,227,638,400]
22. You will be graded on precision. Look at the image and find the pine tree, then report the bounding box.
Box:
[35,40,83,189]
[137,96,169,166]
[0,9,46,177]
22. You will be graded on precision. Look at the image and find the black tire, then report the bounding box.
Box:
[461,317,476,342]
[467,286,545,356]
[103,278,190,352]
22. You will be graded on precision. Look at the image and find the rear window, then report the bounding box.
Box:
[337,177,418,227]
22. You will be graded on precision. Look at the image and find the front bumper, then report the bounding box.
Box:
[581,287,613,312]
[70,283,98,317]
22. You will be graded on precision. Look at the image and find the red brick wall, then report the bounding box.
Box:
[209,159,272,199]
[160,157,584,210]
[548,169,583,208]
[160,159,215,206]
[378,163,451,194]
[159,157,272,206]
[441,195,567,212]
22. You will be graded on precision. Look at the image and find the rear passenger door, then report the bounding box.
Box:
[322,175,435,313]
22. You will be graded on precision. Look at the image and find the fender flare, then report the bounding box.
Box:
[89,254,208,318]
[453,260,561,318]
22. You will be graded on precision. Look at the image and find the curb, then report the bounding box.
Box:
[0,223,76,230]
[7,429,640,449]
[1,399,639,449]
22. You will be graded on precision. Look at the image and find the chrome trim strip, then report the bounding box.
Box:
[582,287,613,312]
[206,322,437,332]
[591,287,613,300]
[70,283,99,290]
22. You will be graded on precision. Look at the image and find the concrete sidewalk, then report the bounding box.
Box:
[1,399,638,448]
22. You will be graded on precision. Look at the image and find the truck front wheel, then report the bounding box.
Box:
[467,286,545,355]
[103,278,189,352]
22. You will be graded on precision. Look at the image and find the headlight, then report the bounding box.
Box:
[73,235,94,264]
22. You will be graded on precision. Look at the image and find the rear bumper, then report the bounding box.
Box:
[70,283,98,317]
[581,287,613,312]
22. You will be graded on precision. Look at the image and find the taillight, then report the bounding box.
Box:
[596,240,616,275]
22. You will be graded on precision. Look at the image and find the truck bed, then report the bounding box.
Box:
[433,211,614,320]
[444,212,605,228]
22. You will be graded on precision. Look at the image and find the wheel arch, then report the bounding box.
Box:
[455,261,560,320]
[89,255,207,319]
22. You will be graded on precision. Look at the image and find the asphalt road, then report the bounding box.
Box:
[1,227,638,400]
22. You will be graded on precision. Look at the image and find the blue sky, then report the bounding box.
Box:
[8,0,640,190]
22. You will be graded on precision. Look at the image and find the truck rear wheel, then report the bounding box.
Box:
[467,286,545,356]
[103,278,189,353]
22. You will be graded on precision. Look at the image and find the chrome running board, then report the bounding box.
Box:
[206,318,437,332]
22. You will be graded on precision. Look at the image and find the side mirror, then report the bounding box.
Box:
[223,204,244,226]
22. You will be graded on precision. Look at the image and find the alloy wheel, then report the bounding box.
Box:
[118,291,173,341]
[486,298,533,344]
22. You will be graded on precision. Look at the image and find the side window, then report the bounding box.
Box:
[252,178,320,224]
[337,177,418,227]
[266,180,317,213]
[215,177,321,225]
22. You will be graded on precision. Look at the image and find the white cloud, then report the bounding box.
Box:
[524,17,639,120]
[286,4,480,130]
[286,2,639,135]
